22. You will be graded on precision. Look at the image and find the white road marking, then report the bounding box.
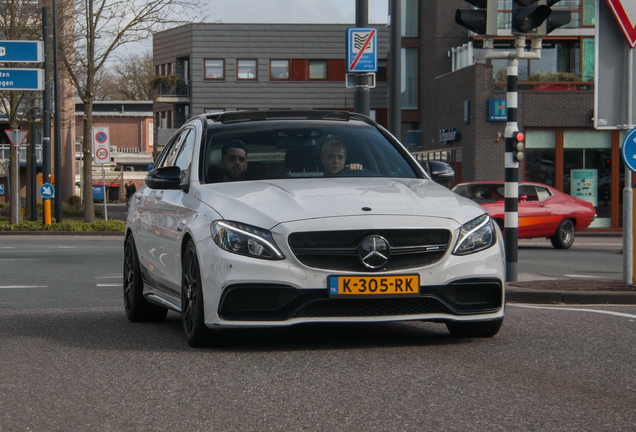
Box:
[510,304,636,319]
[562,274,603,278]
[0,285,48,289]
[97,284,121,287]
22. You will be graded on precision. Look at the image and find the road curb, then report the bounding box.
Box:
[507,287,636,305]
[0,231,124,236]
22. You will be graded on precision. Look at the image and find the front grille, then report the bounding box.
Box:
[218,278,503,321]
[288,229,451,272]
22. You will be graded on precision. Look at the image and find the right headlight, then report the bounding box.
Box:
[211,220,285,260]
[452,214,496,256]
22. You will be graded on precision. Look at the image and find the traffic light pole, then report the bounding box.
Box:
[504,58,520,282]
[483,36,542,282]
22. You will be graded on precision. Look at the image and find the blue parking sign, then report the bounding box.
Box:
[346,27,378,73]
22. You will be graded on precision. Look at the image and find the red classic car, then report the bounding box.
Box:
[452,181,596,249]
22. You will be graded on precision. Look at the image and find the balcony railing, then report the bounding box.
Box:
[0,144,43,163]
[156,80,190,97]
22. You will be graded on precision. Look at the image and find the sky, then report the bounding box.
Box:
[203,0,389,24]
[129,0,389,54]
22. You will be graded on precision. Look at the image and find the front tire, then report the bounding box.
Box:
[550,219,575,249]
[181,241,217,347]
[123,235,168,322]
[446,318,503,338]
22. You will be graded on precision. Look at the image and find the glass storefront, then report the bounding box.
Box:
[563,130,612,228]
[525,129,616,230]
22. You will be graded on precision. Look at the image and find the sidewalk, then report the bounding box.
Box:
[507,273,636,305]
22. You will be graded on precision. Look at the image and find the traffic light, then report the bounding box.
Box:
[511,0,551,34]
[537,0,571,36]
[455,0,498,36]
[513,131,525,162]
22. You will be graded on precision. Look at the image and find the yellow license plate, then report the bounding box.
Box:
[328,275,420,297]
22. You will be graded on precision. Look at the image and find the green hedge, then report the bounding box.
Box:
[0,219,125,232]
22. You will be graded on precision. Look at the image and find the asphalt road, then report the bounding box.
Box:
[1,236,635,430]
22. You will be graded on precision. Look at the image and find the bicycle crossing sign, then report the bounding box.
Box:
[346,27,378,73]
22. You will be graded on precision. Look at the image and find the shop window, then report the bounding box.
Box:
[204,59,224,80]
[525,130,556,187]
[401,48,418,109]
[563,130,612,228]
[270,60,289,80]
[309,60,327,80]
[238,59,257,80]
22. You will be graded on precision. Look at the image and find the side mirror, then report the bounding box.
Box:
[425,161,455,186]
[145,166,183,190]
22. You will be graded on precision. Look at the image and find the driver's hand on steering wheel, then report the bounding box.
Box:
[346,163,363,171]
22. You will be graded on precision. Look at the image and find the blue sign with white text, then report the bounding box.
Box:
[0,41,43,63]
[0,69,44,91]
[0,184,4,195]
[346,27,378,73]
[488,99,507,121]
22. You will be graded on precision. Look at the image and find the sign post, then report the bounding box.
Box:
[92,127,111,221]
[4,130,29,225]
[346,25,377,117]
[597,0,635,284]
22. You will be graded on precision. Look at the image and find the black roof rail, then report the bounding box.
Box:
[205,110,363,125]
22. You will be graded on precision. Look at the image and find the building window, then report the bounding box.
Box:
[204,59,224,80]
[401,0,418,37]
[309,60,328,80]
[401,48,418,109]
[238,59,257,80]
[492,40,587,83]
[270,60,289,80]
[525,130,556,187]
[377,59,387,81]
[563,130,612,228]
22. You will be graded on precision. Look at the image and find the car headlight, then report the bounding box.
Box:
[211,221,285,260]
[453,214,496,256]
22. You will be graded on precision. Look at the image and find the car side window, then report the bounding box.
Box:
[536,186,551,201]
[173,129,196,173]
[520,186,539,201]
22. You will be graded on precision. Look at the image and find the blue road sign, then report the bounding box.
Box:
[0,41,43,63]
[40,183,55,199]
[0,68,44,91]
[346,27,378,73]
[0,184,4,195]
[621,127,636,172]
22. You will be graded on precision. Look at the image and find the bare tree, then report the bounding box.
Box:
[0,0,42,224]
[58,0,203,222]
[111,51,154,101]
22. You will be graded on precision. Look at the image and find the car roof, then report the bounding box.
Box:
[198,110,377,127]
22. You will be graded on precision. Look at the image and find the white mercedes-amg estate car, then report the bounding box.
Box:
[124,111,505,347]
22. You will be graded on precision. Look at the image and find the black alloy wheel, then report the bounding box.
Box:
[181,240,219,347]
[550,219,575,249]
[123,235,168,322]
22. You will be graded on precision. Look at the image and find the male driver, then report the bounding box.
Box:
[320,135,362,177]
[221,140,248,181]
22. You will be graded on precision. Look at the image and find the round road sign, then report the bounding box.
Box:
[95,131,108,143]
[621,127,636,173]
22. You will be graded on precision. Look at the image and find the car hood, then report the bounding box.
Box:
[194,178,484,229]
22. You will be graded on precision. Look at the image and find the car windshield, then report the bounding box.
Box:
[453,184,505,203]
[201,121,419,183]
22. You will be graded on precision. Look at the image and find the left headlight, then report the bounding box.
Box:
[211,220,285,260]
[453,214,496,256]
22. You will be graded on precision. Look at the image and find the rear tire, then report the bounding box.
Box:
[181,241,222,347]
[123,235,168,322]
[446,318,503,338]
[550,219,575,249]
